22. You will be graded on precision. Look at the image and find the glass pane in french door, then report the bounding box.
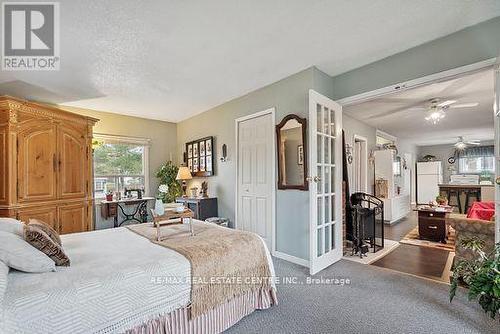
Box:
[314,102,337,258]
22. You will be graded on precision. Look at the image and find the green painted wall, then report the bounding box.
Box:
[177,68,315,260]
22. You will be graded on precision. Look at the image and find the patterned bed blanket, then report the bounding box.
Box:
[1,228,191,334]
[128,220,276,318]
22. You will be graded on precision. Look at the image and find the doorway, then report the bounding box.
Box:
[340,59,499,282]
[235,108,276,251]
[353,135,368,193]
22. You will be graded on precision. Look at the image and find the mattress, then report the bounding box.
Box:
[1,227,192,334]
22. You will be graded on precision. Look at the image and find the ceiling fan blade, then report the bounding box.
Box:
[437,100,456,107]
[448,102,479,109]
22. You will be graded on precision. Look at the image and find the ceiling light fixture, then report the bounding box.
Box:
[425,107,445,124]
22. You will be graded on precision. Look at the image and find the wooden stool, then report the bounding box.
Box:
[447,189,462,213]
[464,190,481,215]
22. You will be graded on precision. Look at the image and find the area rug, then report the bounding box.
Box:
[399,227,455,251]
[343,239,399,265]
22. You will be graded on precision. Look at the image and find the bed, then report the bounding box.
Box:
[0,222,277,334]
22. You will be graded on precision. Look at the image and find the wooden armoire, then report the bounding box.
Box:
[0,96,98,234]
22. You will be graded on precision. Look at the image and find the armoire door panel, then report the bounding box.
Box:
[17,122,58,202]
[58,125,88,199]
[17,206,58,231]
[58,203,87,234]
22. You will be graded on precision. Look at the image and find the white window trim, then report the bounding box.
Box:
[93,133,151,197]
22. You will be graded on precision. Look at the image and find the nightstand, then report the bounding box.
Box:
[175,197,218,221]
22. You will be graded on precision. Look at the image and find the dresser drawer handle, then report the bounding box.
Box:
[428,226,437,229]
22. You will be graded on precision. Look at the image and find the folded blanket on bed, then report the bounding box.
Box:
[127,221,275,318]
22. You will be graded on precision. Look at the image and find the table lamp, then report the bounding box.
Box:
[176,166,192,197]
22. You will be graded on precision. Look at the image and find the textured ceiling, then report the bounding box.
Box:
[1,0,500,122]
[345,69,495,146]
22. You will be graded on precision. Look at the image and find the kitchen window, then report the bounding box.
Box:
[457,145,495,174]
[93,134,150,198]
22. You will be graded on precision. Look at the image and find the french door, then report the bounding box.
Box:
[308,90,343,275]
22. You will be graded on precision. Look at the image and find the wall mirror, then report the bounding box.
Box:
[276,114,308,190]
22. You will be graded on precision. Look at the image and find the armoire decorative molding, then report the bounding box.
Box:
[0,95,98,234]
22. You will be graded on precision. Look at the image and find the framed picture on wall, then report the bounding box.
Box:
[206,140,212,155]
[193,143,198,157]
[200,156,206,171]
[185,136,215,177]
[206,155,212,172]
[200,141,206,156]
[193,158,199,172]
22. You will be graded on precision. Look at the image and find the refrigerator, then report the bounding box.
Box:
[417,161,443,204]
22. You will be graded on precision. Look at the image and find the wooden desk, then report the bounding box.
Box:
[414,206,453,243]
[101,197,155,227]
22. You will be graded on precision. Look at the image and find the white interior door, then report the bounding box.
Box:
[237,111,274,249]
[308,90,343,275]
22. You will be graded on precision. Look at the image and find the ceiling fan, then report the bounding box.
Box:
[454,136,480,150]
[424,99,479,124]
[365,98,479,123]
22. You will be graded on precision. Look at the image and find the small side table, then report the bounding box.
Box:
[150,208,194,241]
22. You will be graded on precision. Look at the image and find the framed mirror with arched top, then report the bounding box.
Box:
[276,114,308,190]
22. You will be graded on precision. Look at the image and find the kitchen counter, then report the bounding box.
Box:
[438,184,494,213]
[438,184,493,188]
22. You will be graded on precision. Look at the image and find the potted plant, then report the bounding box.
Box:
[156,161,182,203]
[450,238,500,319]
[436,195,448,206]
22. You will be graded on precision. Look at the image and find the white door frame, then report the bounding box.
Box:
[336,57,499,242]
[353,134,368,193]
[495,60,500,243]
[234,108,277,254]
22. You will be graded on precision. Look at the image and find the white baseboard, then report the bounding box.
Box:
[273,251,309,267]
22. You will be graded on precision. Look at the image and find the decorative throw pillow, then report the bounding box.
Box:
[0,260,9,307]
[24,225,70,266]
[0,218,24,237]
[0,231,56,273]
[28,219,62,246]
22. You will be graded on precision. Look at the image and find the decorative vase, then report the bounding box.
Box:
[154,199,165,215]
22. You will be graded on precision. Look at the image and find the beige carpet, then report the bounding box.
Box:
[400,226,455,251]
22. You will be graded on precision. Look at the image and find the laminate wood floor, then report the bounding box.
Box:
[373,211,452,282]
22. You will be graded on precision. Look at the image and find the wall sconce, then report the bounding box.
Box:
[345,144,353,164]
[220,144,228,162]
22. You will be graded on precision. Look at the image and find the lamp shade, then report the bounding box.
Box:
[176,166,193,180]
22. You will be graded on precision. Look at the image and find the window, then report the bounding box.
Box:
[458,145,495,174]
[93,135,150,198]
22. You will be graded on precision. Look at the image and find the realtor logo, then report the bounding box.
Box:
[2,2,59,70]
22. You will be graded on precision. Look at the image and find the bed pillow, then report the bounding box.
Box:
[0,231,56,273]
[0,217,24,237]
[0,260,8,307]
[28,219,62,246]
[24,225,70,266]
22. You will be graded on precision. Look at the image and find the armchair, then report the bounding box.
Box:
[446,214,495,263]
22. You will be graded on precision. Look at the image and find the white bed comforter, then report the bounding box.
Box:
[1,227,192,334]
